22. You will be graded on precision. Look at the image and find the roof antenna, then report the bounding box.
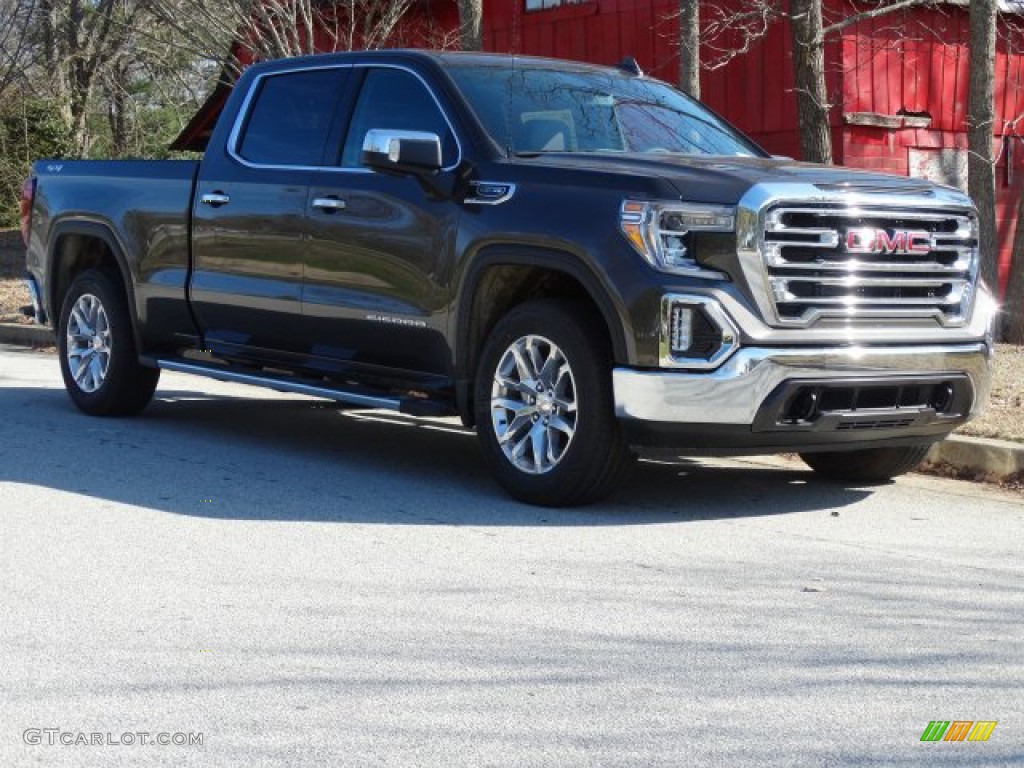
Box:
[616,56,643,77]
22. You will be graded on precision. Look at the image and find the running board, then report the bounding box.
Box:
[153,358,451,414]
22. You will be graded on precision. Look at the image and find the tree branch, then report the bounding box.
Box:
[820,0,934,40]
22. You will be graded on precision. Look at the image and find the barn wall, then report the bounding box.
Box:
[482,0,679,80]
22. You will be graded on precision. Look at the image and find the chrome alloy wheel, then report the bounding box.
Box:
[65,293,112,393]
[490,334,578,475]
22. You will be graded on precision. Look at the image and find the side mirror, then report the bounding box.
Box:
[361,129,443,176]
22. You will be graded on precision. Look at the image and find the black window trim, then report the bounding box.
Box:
[227,62,464,173]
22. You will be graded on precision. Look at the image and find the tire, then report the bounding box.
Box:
[473,299,633,506]
[799,444,933,483]
[57,269,159,416]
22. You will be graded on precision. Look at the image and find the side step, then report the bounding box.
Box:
[153,359,455,417]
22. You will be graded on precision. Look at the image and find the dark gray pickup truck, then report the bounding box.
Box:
[21,50,996,505]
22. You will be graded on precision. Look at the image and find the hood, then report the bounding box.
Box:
[514,152,964,206]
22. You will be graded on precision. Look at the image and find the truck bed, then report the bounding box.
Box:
[27,159,200,347]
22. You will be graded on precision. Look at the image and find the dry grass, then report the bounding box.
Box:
[0,280,31,324]
[957,344,1024,444]
[0,229,32,324]
[919,459,1024,494]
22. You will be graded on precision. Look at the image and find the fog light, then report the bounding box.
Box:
[659,294,740,370]
[670,306,693,354]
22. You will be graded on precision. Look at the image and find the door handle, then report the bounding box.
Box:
[200,192,230,207]
[312,196,347,212]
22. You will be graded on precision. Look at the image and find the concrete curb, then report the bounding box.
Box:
[924,434,1024,481]
[0,321,53,348]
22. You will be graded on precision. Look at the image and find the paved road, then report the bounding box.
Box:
[1,346,1022,767]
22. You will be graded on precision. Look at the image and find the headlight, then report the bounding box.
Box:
[619,200,735,278]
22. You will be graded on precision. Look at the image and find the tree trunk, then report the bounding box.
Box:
[106,65,128,159]
[1003,191,1024,344]
[678,0,700,99]
[789,0,832,164]
[457,0,482,51]
[68,87,91,157]
[967,0,1000,302]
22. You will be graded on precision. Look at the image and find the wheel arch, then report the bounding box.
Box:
[453,244,630,426]
[46,219,142,349]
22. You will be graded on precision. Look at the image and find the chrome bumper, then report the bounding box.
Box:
[613,343,992,425]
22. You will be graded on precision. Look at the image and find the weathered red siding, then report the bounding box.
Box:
[482,0,679,80]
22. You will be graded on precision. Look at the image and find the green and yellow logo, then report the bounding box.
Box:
[920,721,997,742]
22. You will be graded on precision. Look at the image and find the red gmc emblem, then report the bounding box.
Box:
[845,228,931,255]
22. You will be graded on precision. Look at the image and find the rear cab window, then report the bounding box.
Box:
[238,69,349,167]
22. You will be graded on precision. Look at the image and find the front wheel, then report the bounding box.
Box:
[799,444,933,483]
[474,299,632,506]
[58,269,159,416]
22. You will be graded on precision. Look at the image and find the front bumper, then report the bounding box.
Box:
[613,342,992,453]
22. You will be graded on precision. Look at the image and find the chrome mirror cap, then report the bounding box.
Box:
[362,129,442,175]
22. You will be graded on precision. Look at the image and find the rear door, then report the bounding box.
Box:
[190,66,349,359]
[302,66,461,376]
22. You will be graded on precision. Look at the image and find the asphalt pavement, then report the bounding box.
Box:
[1,346,1022,767]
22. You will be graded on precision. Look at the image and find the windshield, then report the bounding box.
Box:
[444,63,763,158]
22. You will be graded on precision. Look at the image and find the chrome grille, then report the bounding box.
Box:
[761,205,977,325]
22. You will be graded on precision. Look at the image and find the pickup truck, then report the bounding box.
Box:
[21,50,996,506]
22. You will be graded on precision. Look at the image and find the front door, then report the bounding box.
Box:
[302,66,461,376]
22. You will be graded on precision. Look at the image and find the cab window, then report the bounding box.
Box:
[238,69,347,166]
[340,68,457,168]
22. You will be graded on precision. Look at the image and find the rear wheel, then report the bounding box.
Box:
[474,299,632,506]
[799,444,933,483]
[58,269,159,416]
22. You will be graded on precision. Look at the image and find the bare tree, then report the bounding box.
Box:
[1005,192,1024,344]
[668,1,781,98]
[678,0,700,97]
[967,0,1000,297]
[102,54,131,158]
[787,0,932,164]
[148,0,419,77]
[28,0,142,156]
[997,8,1024,340]
[701,1,779,72]
[789,0,830,163]
[457,0,483,51]
[0,0,35,100]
